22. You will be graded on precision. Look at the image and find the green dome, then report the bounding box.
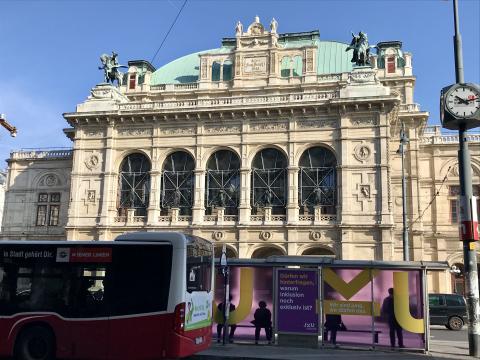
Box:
[150,40,353,85]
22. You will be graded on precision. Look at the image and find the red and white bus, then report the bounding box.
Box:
[0,232,214,360]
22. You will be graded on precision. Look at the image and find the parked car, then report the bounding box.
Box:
[429,293,467,330]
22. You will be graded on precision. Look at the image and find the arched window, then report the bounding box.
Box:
[206,150,240,215]
[212,61,221,82]
[292,55,303,77]
[302,247,335,256]
[280,56,290,78]
[118,153,151,216]
[298,147,336,215]
[214,245,238,259]
[251,148,287,215]
[161,151,195,215]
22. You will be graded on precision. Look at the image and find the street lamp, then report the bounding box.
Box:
[220,244,230,345]
[397,122,409,261]
[439,0,480,356]
[0,114,17,137]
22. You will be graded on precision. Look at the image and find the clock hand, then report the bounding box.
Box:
[455,96,469,105]
[466,97,479,102]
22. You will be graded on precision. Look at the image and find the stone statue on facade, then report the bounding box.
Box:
[270,18,278,34]
[99,51,127,87]
[313,187,322,205]
[173,188,182,207]
[235,21,243,36]
[217,189,228,207]
[346,31,370,66]
[263,188,273,206]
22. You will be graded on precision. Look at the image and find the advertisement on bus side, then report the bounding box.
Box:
[185,291,213,331]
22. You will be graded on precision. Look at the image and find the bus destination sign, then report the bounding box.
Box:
[56,247,112,263]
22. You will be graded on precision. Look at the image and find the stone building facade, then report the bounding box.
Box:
[1,18,479,293]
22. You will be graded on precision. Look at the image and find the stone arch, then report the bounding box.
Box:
[157,147,196,171]
[298,245,336,256]
[33,172,64,188]
[246,144,288,169]
[294,143,337,167]
[249,244,286,259]
[214,244,238,259]
[200,146,240,170]
[114,148,152,173]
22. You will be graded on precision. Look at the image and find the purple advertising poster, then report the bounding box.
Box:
[276,269,318,334]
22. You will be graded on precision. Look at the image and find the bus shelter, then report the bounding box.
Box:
[213,256,448,352]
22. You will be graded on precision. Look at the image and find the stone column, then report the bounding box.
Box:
[147,170,161,225]
[220,62,224,81]
[238,168,251,225]
[192,169,206,224]
[287,166,299,224]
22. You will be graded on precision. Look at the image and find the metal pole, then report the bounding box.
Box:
[400,122,410,261]
[452,0,479,356]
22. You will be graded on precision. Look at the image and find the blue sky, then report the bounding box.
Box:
[0,0,479,166]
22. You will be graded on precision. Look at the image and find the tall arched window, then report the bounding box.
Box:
[212,62,221,82]
[298,146,336,215]
[161,151,195,215]
[206,150,240,215]
[118,153,151,216]
[251,148,287,215]
[223,60,233,81]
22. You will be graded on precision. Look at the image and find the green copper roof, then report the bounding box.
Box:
[151,40,353,85]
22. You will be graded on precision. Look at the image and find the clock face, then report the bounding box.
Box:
[446,85,480,118]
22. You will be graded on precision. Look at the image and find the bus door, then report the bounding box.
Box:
[69,265,108,360]
[107,245,172,360]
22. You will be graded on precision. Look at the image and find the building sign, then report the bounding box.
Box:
[243,57,267,74]
[276,268,318,334]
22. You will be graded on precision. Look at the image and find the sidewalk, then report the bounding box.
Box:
[187,338,472,360]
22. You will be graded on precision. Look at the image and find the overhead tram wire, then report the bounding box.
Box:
[150,0,188,66]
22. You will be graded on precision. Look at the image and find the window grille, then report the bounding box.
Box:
[118,153,151,216]
[161,151,194,215]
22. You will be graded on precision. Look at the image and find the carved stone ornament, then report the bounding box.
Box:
[250,122,287,132]
[89,83,128,103]
[297,119,336,129]
[87,190,96,202]
[348,68,378,85]
[259,231,272,241]
[44,175,57,187]
[351,117,376,126]
[310,231,322,241]
[212,231,224,241]
[117,127,152,137]
[161,127,195,135]
[360,184,371,198]
[85,154,100,170]
[205,125,241,134]
[354,144,372,162]
[84,129,105,138]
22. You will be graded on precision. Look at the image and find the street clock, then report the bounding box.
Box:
[440,83,480,130]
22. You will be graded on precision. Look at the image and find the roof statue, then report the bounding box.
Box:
[254,15,260,23]
[270,18,278,34]
[235,21,243,36]
[99,51,127,87]
[346,31,371,66]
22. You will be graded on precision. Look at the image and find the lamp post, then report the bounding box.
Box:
[220,244,230,345]
[439,0,480,356]
[399,122,409,261]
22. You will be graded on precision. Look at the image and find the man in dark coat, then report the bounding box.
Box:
[217,296,237,343]
[253,301,272,344]
[324,314,343,346]
[381,288,404,349]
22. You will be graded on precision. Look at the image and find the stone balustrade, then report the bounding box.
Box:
[10,149,73,160]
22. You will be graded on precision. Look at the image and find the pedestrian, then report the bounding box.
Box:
[324,313,344,347]
[217,295,237,343]
[381,288,404,349]
[252,300,272,344]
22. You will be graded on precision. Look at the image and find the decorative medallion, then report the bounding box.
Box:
[212,231,224,241]
[259,231,272,241]
[85,154,100,170]
[44,175,57,187]
[354,144,372,162]
[310,231,322,241]
[360,185,371,198]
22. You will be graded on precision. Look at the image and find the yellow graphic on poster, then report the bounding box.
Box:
[323,268,380,300]
[324,300,380,316]
[214,267,253,324]
[393,272,424,333]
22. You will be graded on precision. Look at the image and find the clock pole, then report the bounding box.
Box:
[453,0,479,356]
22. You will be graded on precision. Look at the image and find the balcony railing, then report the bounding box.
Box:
[10,148,73,160]
[398,103,420,112]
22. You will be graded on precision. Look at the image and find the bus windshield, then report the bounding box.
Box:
[186,237,213,293]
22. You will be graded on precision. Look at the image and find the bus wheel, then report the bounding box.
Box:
[15,326,55,360]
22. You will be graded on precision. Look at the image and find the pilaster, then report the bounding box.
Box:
[192,169,206,224]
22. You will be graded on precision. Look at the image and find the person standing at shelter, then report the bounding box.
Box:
[381,288,404,349]
[217,295,237,343]
[253,301,272,344]
[324,313,343,347]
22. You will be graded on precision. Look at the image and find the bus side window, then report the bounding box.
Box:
[71,266,107,318]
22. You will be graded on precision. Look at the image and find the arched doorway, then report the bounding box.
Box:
[251,246,285,259]
[301,247,335,256]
